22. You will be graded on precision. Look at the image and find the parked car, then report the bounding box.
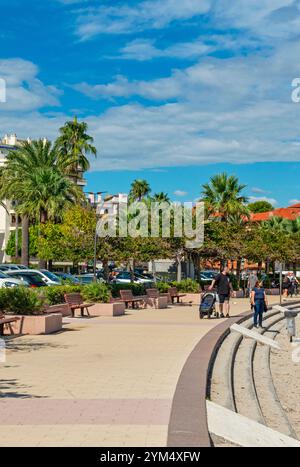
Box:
[112,271,153,285]
[75,274,97,285]
[7,269,61,286]
[54,272,81,284]
[0,270,25,288]
[5,271,46,288]
[199,270,218,283]
[0,264,27,271]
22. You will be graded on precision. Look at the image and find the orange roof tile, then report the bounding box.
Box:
[251,203,300,222]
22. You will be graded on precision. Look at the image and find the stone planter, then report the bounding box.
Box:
[47,303,71,317]
[183,293,201,305]
[89,302,125,317]
[145,296,169,309]
[7,313,62,335]
[234,290,245,299]
[265,288,280,296]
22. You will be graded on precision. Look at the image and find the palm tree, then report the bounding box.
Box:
[0,140,83,267]
[152,192,170,203]
[201,173,249,221]
[129,179,151,202]
[55,116,97,181]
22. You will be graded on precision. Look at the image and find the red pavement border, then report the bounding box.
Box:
[167,299,300,447]
[166,310,253,447]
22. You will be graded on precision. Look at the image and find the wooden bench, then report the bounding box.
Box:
[119,290,146,309]
[0,313,20,336]
[64,293,93,317]
[168,287,186,304]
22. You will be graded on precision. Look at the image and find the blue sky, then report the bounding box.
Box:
[1,0,300,206]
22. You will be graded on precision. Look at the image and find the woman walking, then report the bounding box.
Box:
[250,281,268,329]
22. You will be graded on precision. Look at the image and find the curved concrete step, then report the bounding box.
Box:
[209,310,280,415]
[253,320,298,439]
[232,312,284,424]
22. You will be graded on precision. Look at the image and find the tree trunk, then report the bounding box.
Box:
[48,259,53,272]
[236,259,242,289]
[15,215,19,259]
[21,215,29,267]
[177,256,182,282]
[152,260,157,283]
[38,210,47,269]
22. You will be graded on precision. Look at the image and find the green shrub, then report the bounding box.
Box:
[81,282,111,303]
[109,283,146,298]
[40,285,83,305]
[172,279,200,293]
[0,287,43,315]
[156,282,171,293]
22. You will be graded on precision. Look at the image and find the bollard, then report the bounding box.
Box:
[284,310,297,343]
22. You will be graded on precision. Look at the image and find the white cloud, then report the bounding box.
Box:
[116,38,213,61]
[75,0,212,39]
[0,58,61,112]
[214,0,300,41]
[251,187,270,194]
[289,199,300,205]
[174,190,188,197]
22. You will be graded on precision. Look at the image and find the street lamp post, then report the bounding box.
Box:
[85,191,107,282]
[279,262,283,305]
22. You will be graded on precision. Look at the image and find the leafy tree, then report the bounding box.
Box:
[0,140,83,267]
[55,116,97,178]
[201,173,249,221]
[129,179,151,202]
[248,200,274,213]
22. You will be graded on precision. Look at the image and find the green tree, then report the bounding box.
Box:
[201,173,249,221]
[248,200,274,213]
[55,116,97,179]
[0,140,83,267]
[129,179,151,202]
[152,192,170,203]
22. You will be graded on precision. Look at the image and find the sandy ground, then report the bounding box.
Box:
[271,313,300,438]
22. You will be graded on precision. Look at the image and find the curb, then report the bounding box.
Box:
[167,300,300,447]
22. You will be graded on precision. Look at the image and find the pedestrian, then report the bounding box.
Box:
[209,266,233,318]
[247,270,258,297]
[250,281,268,328]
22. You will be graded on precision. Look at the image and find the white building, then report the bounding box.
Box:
[0,134,24,261]
[87,192,128,217]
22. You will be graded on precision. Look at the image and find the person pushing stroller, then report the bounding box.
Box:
[209,266,233,318]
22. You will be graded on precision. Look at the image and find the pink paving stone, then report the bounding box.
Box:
[0,399,172,425]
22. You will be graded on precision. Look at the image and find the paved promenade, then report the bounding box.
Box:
[0,297,282,447]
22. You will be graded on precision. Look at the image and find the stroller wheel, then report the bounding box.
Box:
[207,312,211,319]
[199,311,204,319]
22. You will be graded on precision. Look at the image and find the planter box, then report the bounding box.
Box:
[89,302,125,317]
[265,288,280,296]
[183,293,201,305]
[7,313,62,335]
[234,290,245,299]
[47,303,71,317]
[145,296,169,309]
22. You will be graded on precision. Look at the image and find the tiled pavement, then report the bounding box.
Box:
[0,297,282,446]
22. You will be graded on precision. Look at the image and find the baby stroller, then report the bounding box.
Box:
[199,292,219,319]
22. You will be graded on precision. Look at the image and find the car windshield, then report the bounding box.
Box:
[41,270,60,282]
[19,273,46,286]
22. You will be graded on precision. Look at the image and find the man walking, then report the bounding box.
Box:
[209,266,233,318]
